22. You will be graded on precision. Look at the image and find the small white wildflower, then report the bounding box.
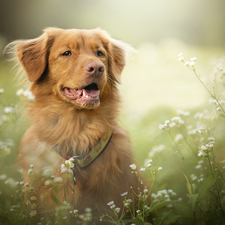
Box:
[171,116,184,124]
[174,133,183,143]
[107,201,114,206]
[206,143,214,148]
[30,196,37,201]
[121,192,128,196]
[178,53,183,57]
[54,177,63,183]
[4,107,14,114]
[158,167,163,171]
[124,202,129,207]
[190,57,197,62]
[178,56,184,62]
[165,120,170,124]
[140,167,145,172]
[143,189,148,194]
[189,61,195,67]
[74,209,78,214]
[136,210,141,214]
[115,208,120,213]
[0,89,4,94]
[209,99,217,105]
[169,122,176,128]
[184,61,189,66]
[195,165,201,169]
[130,164,136,170]
[200,145,207,151]
[110,204,115,209]
[85,208,92,213]
[28,169,33,177]
[16,89,24,96]
[29,210,37,217]
[198,178,204,182]
[31,203,36,209]
[44,179,51,186]
[159,124,165,130]
[208,137,215,141]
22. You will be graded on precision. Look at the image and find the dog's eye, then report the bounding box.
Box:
[62,51,72,56]
[97,51,104,57]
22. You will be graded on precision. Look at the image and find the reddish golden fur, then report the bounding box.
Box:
[9,27,146,222]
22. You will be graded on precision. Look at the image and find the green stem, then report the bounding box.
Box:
[193,69,225,115]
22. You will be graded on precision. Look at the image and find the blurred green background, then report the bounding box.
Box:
[0,0,225,197]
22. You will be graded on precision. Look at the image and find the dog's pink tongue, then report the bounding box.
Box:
[83,89,100,97]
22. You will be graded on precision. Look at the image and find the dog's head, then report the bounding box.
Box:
[11,27,133,109]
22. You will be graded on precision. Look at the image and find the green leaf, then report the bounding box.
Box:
[196,171,218,203]
[174,204,194,224]
[156,211,171,225]
[163,213,182,225]
[123,218,144,224]
[147,200,187,213]
[187,193,199,209]
[182,171,192,195]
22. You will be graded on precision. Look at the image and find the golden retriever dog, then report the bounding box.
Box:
[7,27,147,223]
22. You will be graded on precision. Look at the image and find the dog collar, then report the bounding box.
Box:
[50,129,113,168]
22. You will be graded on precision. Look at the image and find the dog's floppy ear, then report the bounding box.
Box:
[11,31,54,82]
[108,39,135,84]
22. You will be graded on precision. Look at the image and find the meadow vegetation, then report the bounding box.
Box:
[0,52,225,224]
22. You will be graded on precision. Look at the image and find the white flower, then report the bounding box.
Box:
[107,201,114,206]
[178,56,184,62]
[16,89,24,96]
[208,137,215,141]
[140,167,145,172]
[4,107,14,114]
[189,61,195,67]
[200,145,207,151]
[178,53,183,57]
[121,192,128,196]
[115,208,120,213]
[174,134,183,143]
[0,89,4,94]
[110,204,115,209]
[143,189,148,193]
[195,165,201,169]
[171,116,184,124]
[130,164,137,170]
[159,124,165,130]
[136,210,141,214]
[30,196,37,201]
[28,169,33,176]
[184,61,189,66]
[190,57,197,62]
[158,167,163,171]
[44,179,51,186]
[54,177,63,183]
[74,209,78,214]
[29,210,37,217]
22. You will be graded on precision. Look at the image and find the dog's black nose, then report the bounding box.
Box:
[85,62,104,77]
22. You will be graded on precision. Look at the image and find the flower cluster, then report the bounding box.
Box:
[60,157,75,174]
[16,89,35,101]
[178,53,196,71]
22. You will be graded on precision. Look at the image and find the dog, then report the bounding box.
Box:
[7,27,147,223]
